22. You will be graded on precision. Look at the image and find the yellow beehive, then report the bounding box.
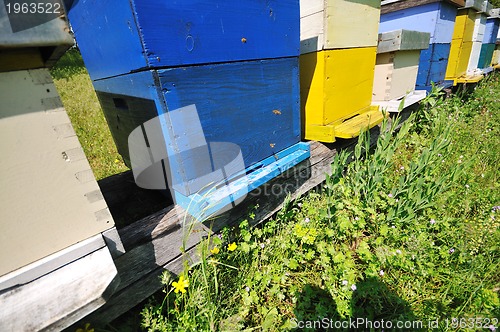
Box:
[300,0,384,142]
[300,47,384,142]
[445,0,484,83]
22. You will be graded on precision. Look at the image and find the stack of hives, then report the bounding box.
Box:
[68,0,310,220]
[299,0,385,143]
[380,0,466,90]
[445,0,485,84]
[466,0,493,75]
[478,8,500,68]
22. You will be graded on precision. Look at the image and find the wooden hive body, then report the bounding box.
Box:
[380,0,463,90]
[68,0,310,219]
[300,0,381,53]
[299,0,384,143]
[478,12,500,67]
[69,0,300,81]
[373,29,431,101]
[445,0,484,83]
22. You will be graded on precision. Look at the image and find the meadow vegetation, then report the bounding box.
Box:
[52,50,499,331]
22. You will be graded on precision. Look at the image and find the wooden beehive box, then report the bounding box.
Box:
[478,9,500,68]
[467,1,492,73]
[69,1,300,81]
[299,0,384,143]
[445,0,484,83]
[373,29,431,102]
[380,0,465,90]
[68,0,310,220]
[300,0,381,53]
[0,5,120,329]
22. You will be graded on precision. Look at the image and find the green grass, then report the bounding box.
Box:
[50,48,127,180]
[55,49,499,330]
[136,75,500,331]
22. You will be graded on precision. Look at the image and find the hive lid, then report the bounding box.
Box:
[488,8,500,17]
[463,0,484,11]
[481,0,493,14]
[381,0,466,15]
[377,29,431,53]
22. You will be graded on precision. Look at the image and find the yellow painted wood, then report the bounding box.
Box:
[492,48,500,66]
[300,47,383,142]
[446,9,477,80]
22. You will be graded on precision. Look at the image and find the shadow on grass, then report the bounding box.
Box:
[50,47,87,80]
[293,277,418,331]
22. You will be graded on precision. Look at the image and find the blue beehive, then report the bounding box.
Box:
[67,1,309,220]
[380,0,465,91]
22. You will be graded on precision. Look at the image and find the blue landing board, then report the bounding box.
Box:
[68,0,300,81]
[416,43,451,88]
[174,142,310,221]
[483,18,500,44]
[93,56,302,191]
[380,2,458,44]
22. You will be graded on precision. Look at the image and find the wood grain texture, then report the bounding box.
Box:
[417,43,452,87]
[380,2,458,44]
[68,0,300,81]
[0,247,118,332]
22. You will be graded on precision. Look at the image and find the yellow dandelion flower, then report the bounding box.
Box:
[172,275,189,294]
[210,246,220,254]
[227,242,237,251]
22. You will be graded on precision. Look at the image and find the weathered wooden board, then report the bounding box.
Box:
[446,9,477,81]
[0,242,119,331]
[68,0,300,81]
[380,1,459,44]
[373,50,423,101]
[300,0,381,53]
[377,29,431,53]
[381,0,465,15]
[300,47,381,142]
[0,69,114,278]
